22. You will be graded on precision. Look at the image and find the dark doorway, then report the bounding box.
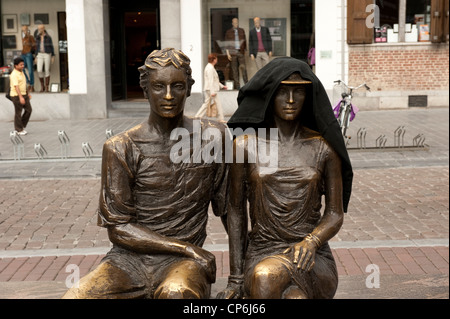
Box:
[290,0,314,63]
[210,8,238,84]
[109,0,160,101]
[57,12,69,92]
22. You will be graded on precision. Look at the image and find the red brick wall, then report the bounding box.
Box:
[349,44,449,92]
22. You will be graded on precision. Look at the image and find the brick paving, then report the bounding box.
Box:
[0,166,447,251]
[0,107,448,298]
[0,246,448,284]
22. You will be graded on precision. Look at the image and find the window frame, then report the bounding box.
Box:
[347,0,449,44]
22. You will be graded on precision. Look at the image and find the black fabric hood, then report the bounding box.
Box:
[227,57,353,213]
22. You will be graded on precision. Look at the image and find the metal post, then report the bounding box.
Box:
[58,130,70,159]
[394,126,406,148]
[82,142,94,158]
[376,135,387,149]
[10,131,25,160]
[34,143,48,159]
[398,0,407,42]
[357,127,367,149]
[413,134,426,147]
[106,129,114,139]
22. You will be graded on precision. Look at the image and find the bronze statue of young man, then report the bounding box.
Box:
[62,48,228,299]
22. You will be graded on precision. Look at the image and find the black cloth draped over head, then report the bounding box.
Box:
[227,56,353,213]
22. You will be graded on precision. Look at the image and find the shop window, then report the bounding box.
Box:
[0,0,68,93]
[347,0,449,44]
[210,7,239,83]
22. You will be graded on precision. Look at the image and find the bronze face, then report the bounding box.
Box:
[273,84,306,121]
[147,64,188,118]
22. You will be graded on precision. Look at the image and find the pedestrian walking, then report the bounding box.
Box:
[10,57,32,135]
[195,53,227,121]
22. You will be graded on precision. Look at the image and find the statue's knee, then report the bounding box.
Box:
[154,282,201,299]
[252,263,275,285]
[282,285,308,299]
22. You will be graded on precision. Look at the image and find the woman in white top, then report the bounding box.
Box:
[195,53,227,121]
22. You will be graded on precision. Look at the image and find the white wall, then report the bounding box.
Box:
[180,0,203,94]
[66,0,87,94]
[160,0,182,50]
[315,0,347,97]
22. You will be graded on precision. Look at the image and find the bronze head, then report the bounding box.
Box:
[139,48,195,99]
[273,73,312,122]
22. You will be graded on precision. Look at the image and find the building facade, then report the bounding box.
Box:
[0,0,448,122]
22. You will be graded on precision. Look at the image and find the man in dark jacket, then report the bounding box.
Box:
[225,17,248,90]
[249,17,273,70]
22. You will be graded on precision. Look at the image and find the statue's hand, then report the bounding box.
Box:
[283,240,317,271]
[186,245,217,282]
[216,282,243,299]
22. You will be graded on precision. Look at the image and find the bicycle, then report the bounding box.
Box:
[332,80,370,143]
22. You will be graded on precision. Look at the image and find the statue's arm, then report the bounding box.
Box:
[217,138,248,299]
[284,145,344,271]
[313,146,344,243]
[107,223,216,282]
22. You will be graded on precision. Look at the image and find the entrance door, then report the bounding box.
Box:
[291,0,314,63]
[57,12,69,92]
[109,1,160,101]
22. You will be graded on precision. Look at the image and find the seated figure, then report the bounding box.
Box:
[62,48,228,299]
[217,57,353,299]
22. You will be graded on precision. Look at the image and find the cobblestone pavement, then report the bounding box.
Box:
[0,107,448,299]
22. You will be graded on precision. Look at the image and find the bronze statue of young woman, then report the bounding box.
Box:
[217,57,353,299]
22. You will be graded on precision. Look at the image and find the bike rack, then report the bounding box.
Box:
[82,142,94,158]
[357,127,367,149]
[348,126,428,151]
[10,131,25,160]
[34,143,48,159]
[413,134,427,147]
[394,126,406,148]
[375,135,388,149]
[58,130,70,159]
[106,129,114,139]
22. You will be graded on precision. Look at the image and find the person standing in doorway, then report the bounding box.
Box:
[225,18,248,90]
[10,57,32,135]
[21,25,36,92]
[35,24,55,92]
[195,53,227,121]
[249,17,272,70]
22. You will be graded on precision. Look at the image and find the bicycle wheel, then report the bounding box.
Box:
[338,101,346,127]
[341,107,351,137]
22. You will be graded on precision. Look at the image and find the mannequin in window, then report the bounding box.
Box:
[249,17,273,70]
[21,25,36,92]
[225,18,248,90]
[34,24,55,92]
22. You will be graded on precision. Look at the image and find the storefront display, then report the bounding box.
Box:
[0,0,67,93]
